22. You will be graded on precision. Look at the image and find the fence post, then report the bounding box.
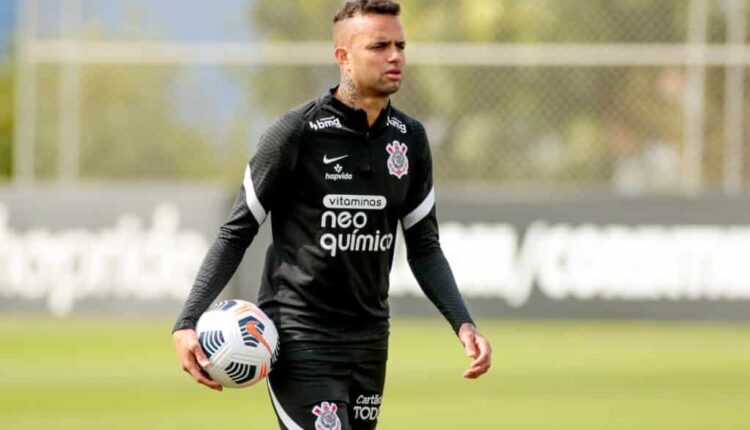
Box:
[683,0,709,193]
[12,0,38,185]
[57,0,83,183]
[723,0,747,194]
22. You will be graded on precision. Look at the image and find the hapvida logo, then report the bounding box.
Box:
[325,163,353,181]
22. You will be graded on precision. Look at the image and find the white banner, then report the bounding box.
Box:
[0,203,209,316]
[390,222,750,306]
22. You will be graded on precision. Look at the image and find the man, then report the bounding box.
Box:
[173,1,491,428]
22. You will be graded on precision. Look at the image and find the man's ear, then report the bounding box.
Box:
[334,46,349,69]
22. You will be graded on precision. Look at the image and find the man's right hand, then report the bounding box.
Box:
[172,328,223,391]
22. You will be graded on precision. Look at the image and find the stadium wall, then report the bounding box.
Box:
[1,185,749,320]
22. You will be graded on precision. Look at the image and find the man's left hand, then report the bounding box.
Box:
[458,323,492,379]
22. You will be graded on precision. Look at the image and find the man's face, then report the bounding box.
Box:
[338,14,406,97]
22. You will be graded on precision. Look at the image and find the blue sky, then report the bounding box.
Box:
[1,0,258,143]
[0,0,15,57]
[3,0,254,55]
[78,0,254,41]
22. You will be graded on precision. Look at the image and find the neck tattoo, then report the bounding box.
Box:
[341,76,359,108]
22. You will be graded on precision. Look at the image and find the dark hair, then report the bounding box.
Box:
[333,0,401,23]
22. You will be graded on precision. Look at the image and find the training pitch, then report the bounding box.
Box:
[1,317,748,429]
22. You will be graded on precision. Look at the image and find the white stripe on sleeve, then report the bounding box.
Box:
[267,379,304,430]
[243,165,268,225]
[402,187,435,230]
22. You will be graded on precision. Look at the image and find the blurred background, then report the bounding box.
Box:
[1,1,749,429]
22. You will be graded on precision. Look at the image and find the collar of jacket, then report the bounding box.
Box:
[323,86,393,133]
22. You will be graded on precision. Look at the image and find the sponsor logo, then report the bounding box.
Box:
[323,195,387,210]
[309,116,342,131]
[353,394,382,421]
[387,116,407,134]
[312,401,341,430]
[386,140,409,179]
[325,163,353,181]
[237,315,273,355]
[323,154,349,164]
[319,211,394,257]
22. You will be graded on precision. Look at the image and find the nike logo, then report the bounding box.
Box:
[323,154,349,164]
[245,321,273,355]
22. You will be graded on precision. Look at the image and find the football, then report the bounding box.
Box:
[196,299,279,388]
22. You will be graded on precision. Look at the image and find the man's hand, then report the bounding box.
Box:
[172,328,223,391]
[458,323,492,379]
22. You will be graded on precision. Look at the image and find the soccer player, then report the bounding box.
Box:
[172,0,491,428]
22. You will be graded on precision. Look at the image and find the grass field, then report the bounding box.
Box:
[1,317,748,430]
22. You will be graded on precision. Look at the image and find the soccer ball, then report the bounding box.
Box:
[196,299,279,388]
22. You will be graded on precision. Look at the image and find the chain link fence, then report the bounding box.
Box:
[10,0,750,194]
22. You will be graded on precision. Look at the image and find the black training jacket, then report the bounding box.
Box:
[174,88,473,349]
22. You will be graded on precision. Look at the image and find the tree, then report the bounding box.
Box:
[31,63,224,181]
[0,61,12,179]
[246,0,709,190]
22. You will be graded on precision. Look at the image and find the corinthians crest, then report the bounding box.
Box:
[386,140,409,179]
[312,401,341,430]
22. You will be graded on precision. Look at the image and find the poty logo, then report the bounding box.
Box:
[309,116,342,131]
[387,116,407,134]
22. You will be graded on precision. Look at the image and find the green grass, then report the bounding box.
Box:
[1,317,749,429]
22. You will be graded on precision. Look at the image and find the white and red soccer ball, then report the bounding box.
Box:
[196,299,279,388]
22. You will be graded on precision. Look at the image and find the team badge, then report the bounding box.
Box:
[386,140,409,179]
[312,402,341,430]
